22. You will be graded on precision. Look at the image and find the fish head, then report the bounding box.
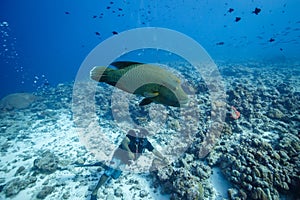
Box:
[155,82,189,107]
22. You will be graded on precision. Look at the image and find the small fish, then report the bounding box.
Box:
[65,11,70,15]
[90,61,189,107]
[252,7,261,15]
[112,31,118,35]
[269,38,275,42]
[216,42,225,45]
[228,8,234,13]
[95,32,100,36]
[230,106,240,120]
[235,17,241,22]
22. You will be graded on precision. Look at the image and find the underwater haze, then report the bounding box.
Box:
[1,0,299,97]
[0,0,300,200]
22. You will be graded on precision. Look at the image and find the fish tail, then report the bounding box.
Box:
[90,66,114,82]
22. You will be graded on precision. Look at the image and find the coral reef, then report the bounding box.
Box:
[205,62,300,200]
[0,93,36,111]
[153,153,212,200]
[208,133,300,200]
[36,186,55,199]
[0,61,299,199]
[33,151,59,174]
[2,176,37,198]
[152,62,299,200]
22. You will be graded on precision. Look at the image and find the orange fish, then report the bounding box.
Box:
[231,106,240,119]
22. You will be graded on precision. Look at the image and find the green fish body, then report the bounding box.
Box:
[90,61,189,107]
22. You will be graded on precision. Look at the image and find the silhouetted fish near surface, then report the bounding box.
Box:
[90,61,189,107]
[112,31,118,35]
[228,8,234,13]
[269,38,275,42]
[252,7,261,15]
[216,42,225,45]
[235,17,241,22]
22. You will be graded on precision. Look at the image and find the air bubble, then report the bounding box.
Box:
[1,22,9,27]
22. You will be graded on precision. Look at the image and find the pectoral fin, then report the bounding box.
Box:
[143,92,159,98]
[139,98,153,106]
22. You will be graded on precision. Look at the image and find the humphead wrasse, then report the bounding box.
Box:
[90,61,189,107]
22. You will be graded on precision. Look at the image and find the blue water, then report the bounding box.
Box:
[0,0,299,98]
[1,1,300,199]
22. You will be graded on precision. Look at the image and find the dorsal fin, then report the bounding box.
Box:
[110,61,144,69]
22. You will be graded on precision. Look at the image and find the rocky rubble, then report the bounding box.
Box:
[1,150,61,198]
[153,153,213,200]
[33,151,59,174]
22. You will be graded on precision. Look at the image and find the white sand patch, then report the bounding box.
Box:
[97,172,170,200]
[0,108,168,200]
[210,167,232,200]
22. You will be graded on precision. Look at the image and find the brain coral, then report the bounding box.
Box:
[0,93,36,110]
